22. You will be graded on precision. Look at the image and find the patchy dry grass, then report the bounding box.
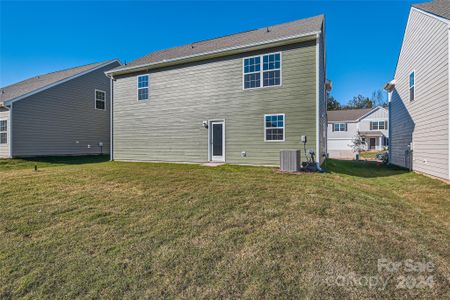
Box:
[0,158,449,299]
[359,150,386,159]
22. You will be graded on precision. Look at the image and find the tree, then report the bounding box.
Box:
[371,89,388,107]
[346,95,373,109]
[349,133,366,154]
[327,95,341,111]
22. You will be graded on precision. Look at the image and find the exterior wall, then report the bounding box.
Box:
[11,62,120,157]
[113,41,322,166]
[0,108,9,158]
[318,29,327,164]
[390,9,449,179]
[358,107,389,137]
[327,122,357,158]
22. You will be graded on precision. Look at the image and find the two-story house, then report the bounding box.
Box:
[106,15,328,166]
[0,60,120,158]
[384,0,450,180]
[327,107,389,158]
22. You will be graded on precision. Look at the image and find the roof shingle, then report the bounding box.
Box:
[327,108,374,122]
[413,0,450,20]
[110,15,323,74]
[0,60,118,104]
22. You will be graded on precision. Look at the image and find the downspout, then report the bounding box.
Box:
[110,76,114,161]
[8,103,13,158]
[315,32,321,170]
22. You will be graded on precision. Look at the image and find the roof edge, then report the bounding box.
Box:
[3,59,120,106]
[106,31,321,77]
[411,6,450,24]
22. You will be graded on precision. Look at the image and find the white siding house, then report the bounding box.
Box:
[327,107,389,158]
[385,0,450,180]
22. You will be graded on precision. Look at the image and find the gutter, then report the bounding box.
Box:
[106,31,321,76]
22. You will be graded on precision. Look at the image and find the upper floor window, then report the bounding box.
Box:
[0,120,7,144]
[264,114,285,141]
[244,53,281,89]
[95,90,106,110]
[409,71,415,101]
[137,75,149,101]
[332,123,347,132]
[370,121,388,130]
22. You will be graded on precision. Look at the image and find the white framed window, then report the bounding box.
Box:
[244,52,281,89]
[370,121,388,130]
[137,74,149,101]
[0,120,7,144]
[264,114,285,141]
[332,123,347,132]
[409,71,415,101]
[95,89,106,110]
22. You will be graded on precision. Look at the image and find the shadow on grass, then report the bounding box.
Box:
[0,155,110,171]
[323,159,409,178]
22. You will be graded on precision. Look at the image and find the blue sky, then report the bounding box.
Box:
[0,1,417,104]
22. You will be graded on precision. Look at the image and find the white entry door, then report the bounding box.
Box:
[210,121,225,162]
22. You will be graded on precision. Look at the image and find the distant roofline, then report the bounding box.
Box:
[2,59,120,107]
[327,106,387,123]
[106,31,320,77]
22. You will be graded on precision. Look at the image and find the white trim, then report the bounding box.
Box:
[412,7,450,26]
[448,28,450,180]
[137,74,150,101]
[355,106,387,122]
[332,123,347,132]
[8,103,12,158]
[242,52,282,90]
[94,89,106,110]
[264,113,285,142]
[110,77,114,161]
[0,119,7,145]
[209,120,225,162]
[106,32,320,76]
[315,34,320,164]
[3,60,120,106]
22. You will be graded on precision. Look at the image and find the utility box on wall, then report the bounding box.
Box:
[280,150,301,172]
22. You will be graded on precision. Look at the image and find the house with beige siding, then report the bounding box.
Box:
[385,0,450,180]
[106,15,329,166]
[0,60,120,158]
[327,107,389,158]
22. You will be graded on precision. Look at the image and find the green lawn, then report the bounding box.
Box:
[0,158,449,299]
[359,150,386,159]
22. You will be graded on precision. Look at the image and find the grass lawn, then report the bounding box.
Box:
[359,150,386,159]
[0,158,449,298]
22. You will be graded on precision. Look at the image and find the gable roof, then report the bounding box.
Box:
[413,0,450,20]
[107,15,323,76]
[327,107,387,122]
[0,59,119,105]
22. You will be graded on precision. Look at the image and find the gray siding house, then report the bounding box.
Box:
[327,107,389,158]
[385,0,450,180]
[107,15,328,166]
[0,60,120,158]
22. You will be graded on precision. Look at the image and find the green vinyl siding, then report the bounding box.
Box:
[113,41,319,166]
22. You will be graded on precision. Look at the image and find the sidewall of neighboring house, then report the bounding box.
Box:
[11,62,120,157]
[0,108,9,158]
[113,41,318,166]
[390,9,449,179]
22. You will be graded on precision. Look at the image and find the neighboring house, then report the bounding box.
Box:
[384,0,450,180]
[327,107,389,158]
[106,15,329,166]
[0,60,120,158]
